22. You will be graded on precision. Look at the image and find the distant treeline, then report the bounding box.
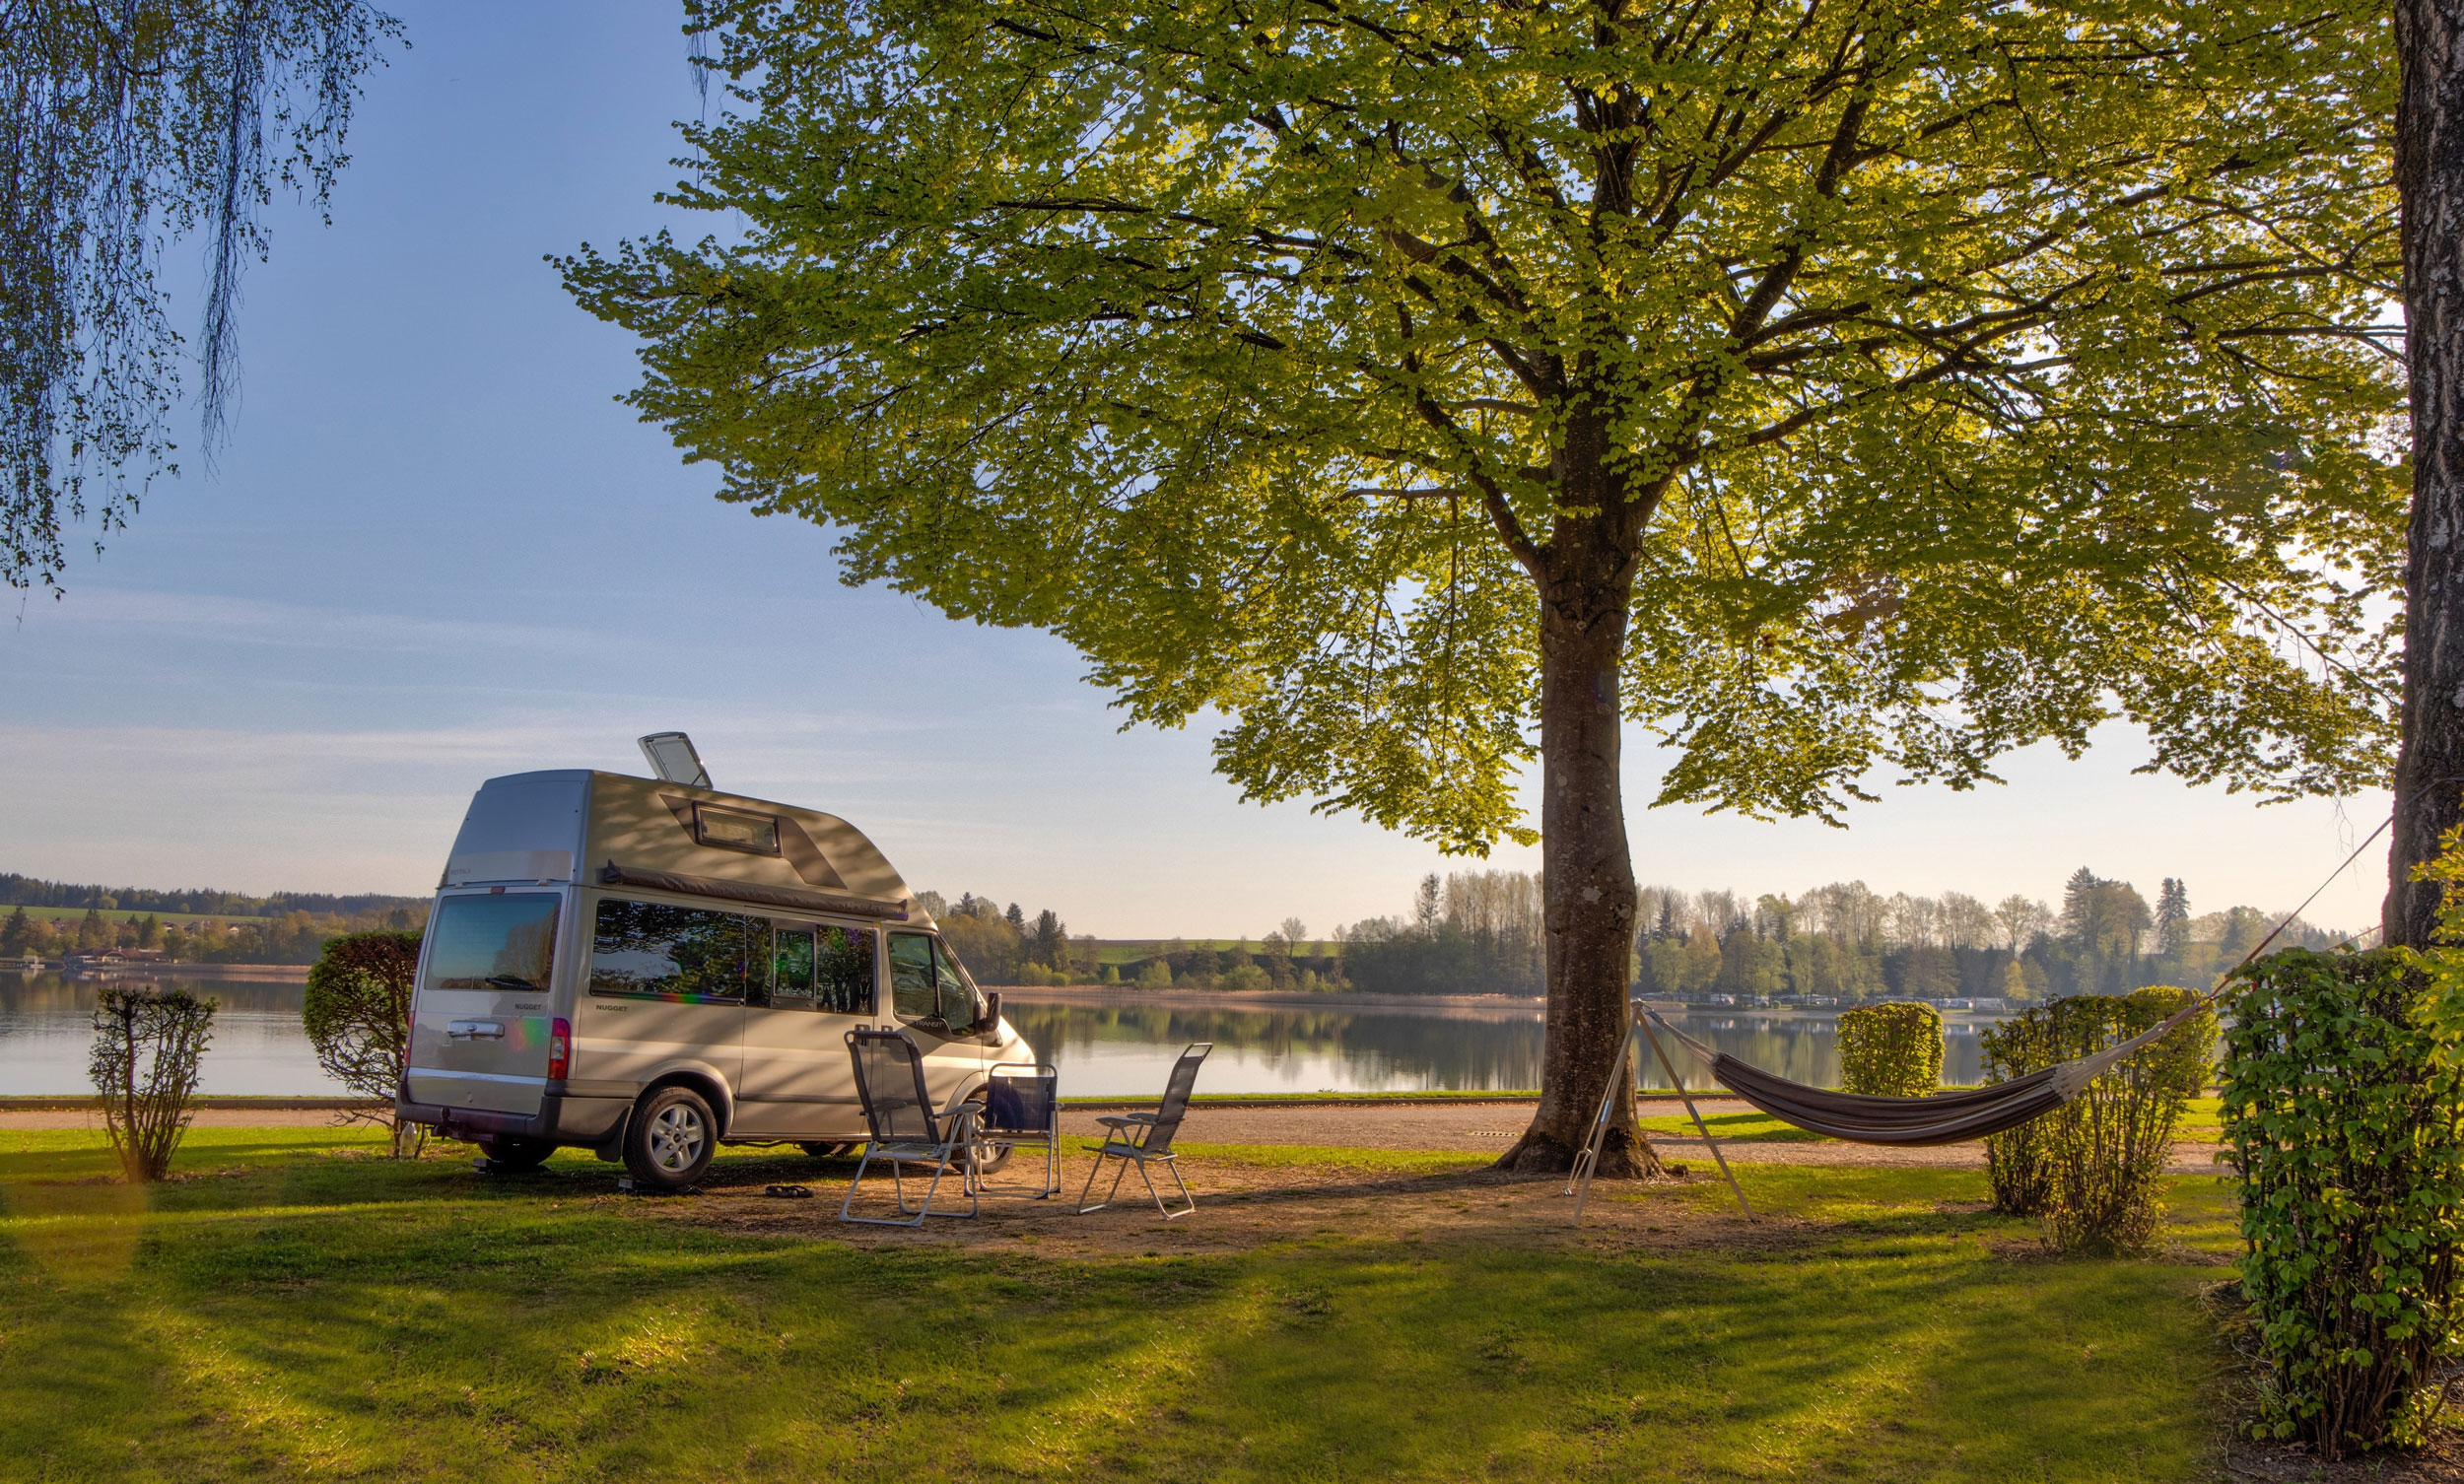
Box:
[3,899,430,965]
[1326,867,2350,1001]
[0,872,426,920]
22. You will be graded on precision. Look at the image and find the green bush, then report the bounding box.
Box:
[2223,948,2464,1458]
[304,929,424,1156]
[1978,1009,2061,1216]
[1836,1002,1943,1098]
[1978,989,2213,1248]
[89,984,216,1181]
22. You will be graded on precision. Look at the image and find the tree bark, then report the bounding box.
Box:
[2388,0,2464,948]
[1497,436,1661,1178]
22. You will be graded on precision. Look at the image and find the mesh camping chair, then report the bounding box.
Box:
[1077,1042,1212,1219]
[978,1060,1062,1198]
[840,1029,980,1226]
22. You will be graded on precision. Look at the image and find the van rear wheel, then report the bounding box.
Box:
[624,1086,717,1191]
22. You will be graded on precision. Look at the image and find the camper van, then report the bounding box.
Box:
[395,764,1034,1190]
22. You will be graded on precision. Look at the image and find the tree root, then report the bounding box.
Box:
[1493,1126,1665,1179]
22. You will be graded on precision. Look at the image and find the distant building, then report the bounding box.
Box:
[63,948,170,973]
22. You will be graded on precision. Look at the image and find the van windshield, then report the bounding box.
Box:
[426,894,560,992]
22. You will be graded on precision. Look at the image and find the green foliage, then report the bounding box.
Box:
[1979,989,2212,1249]
[304,929,424,1155]
[1835,1002,1943,1098]
[2222,947,2464,1458]
[1,2,401,591]
[567,0,2402,847]
[86,984,215,1181]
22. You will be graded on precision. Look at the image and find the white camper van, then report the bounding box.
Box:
[395,765,1034,1190]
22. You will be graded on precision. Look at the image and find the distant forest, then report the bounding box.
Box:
[0,872,425,919]
[1333,868,2351,1001]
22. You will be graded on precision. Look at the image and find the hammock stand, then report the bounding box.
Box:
[1565,816,2392,1226]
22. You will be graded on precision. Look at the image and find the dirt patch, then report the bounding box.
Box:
[1057,1103,2227,1175]
[0,1108,379,1130]
[633,1148,1790,1259]
[2220,1429,2464,1482]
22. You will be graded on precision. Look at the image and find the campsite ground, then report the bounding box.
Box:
[0,1117,2419,1483]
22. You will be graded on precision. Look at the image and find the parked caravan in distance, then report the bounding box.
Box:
[395,763,1034,1189]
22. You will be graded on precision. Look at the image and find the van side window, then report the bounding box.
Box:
[930,938,981,1029]
[590,899,751,1001]
[888,933,937,1023]
[816,924,875,1016]
[769,926,815,1008]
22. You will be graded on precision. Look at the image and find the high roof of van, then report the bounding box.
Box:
[442,770,930,925]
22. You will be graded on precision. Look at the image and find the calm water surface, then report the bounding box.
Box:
[0,975,2001,1098]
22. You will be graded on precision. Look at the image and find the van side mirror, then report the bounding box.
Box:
[982,991,1001,1034]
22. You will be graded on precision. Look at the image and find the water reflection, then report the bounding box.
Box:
[1005,997,1999,1097]
[0,973,1999,1098]
[0,973,345,1097]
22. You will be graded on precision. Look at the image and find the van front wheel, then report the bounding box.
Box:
[625,1086,717,1190]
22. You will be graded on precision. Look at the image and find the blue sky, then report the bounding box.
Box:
[0,3,2395,937]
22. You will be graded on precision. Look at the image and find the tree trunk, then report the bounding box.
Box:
[2388,0,2464,948]
[1497,491,1661,1178]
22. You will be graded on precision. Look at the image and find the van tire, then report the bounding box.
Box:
[477,1136,554,1171]
[625,1086,718,1190]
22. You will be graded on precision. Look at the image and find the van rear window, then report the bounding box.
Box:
[426,894,560,992]
[590,899,756,1001]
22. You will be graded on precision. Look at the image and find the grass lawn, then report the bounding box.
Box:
[0,1124,2245,1482]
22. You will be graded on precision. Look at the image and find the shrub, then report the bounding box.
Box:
[2043,987,2212,1251]
[1979,989,2213,1248]
[304,929,425,1156]
[1221,963,1272,992]
[1835,1001,1943,1098]
[1134,957,1171,988]
[1978,1009,2061,1215]
[2224,948,2464,1457]
[88,984,216,1181]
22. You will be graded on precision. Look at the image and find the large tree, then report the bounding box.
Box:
[2389,0,2464,946]
[1,0,400,591]
[569,0,2402,1173]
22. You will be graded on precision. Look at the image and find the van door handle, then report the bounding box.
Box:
[447,1020,506,1041]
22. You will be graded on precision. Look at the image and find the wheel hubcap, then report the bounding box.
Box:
[649,1106,706,1172]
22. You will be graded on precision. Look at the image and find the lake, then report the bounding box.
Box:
[0,975,2006,1098]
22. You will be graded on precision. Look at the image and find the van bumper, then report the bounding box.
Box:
[394,1088,630,1146]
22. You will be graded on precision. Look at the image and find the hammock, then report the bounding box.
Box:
[1637,1001,2188,1147]
[1565,815,2389,1225]
[1564,993,2205,1223]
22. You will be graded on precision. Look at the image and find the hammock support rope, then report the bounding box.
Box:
[1564,815,2393,1225]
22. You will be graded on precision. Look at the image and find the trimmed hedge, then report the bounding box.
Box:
[2223,948,2464,1458]
[1978,988,2213,1249]
[1836,1001,1943,1098]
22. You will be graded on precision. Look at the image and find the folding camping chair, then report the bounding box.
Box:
[978,1060,1062,1198]
[1077,1042,1211,1219]
[840,1029,980,1227]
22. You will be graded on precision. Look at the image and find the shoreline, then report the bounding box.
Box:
[4,963,312,981]
[989,984,1545,1015]
[991,984,2015,1022]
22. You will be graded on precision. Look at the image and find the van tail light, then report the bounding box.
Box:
[547,1017,572,1080]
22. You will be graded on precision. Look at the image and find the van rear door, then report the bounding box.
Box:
[407,891,564,1114]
